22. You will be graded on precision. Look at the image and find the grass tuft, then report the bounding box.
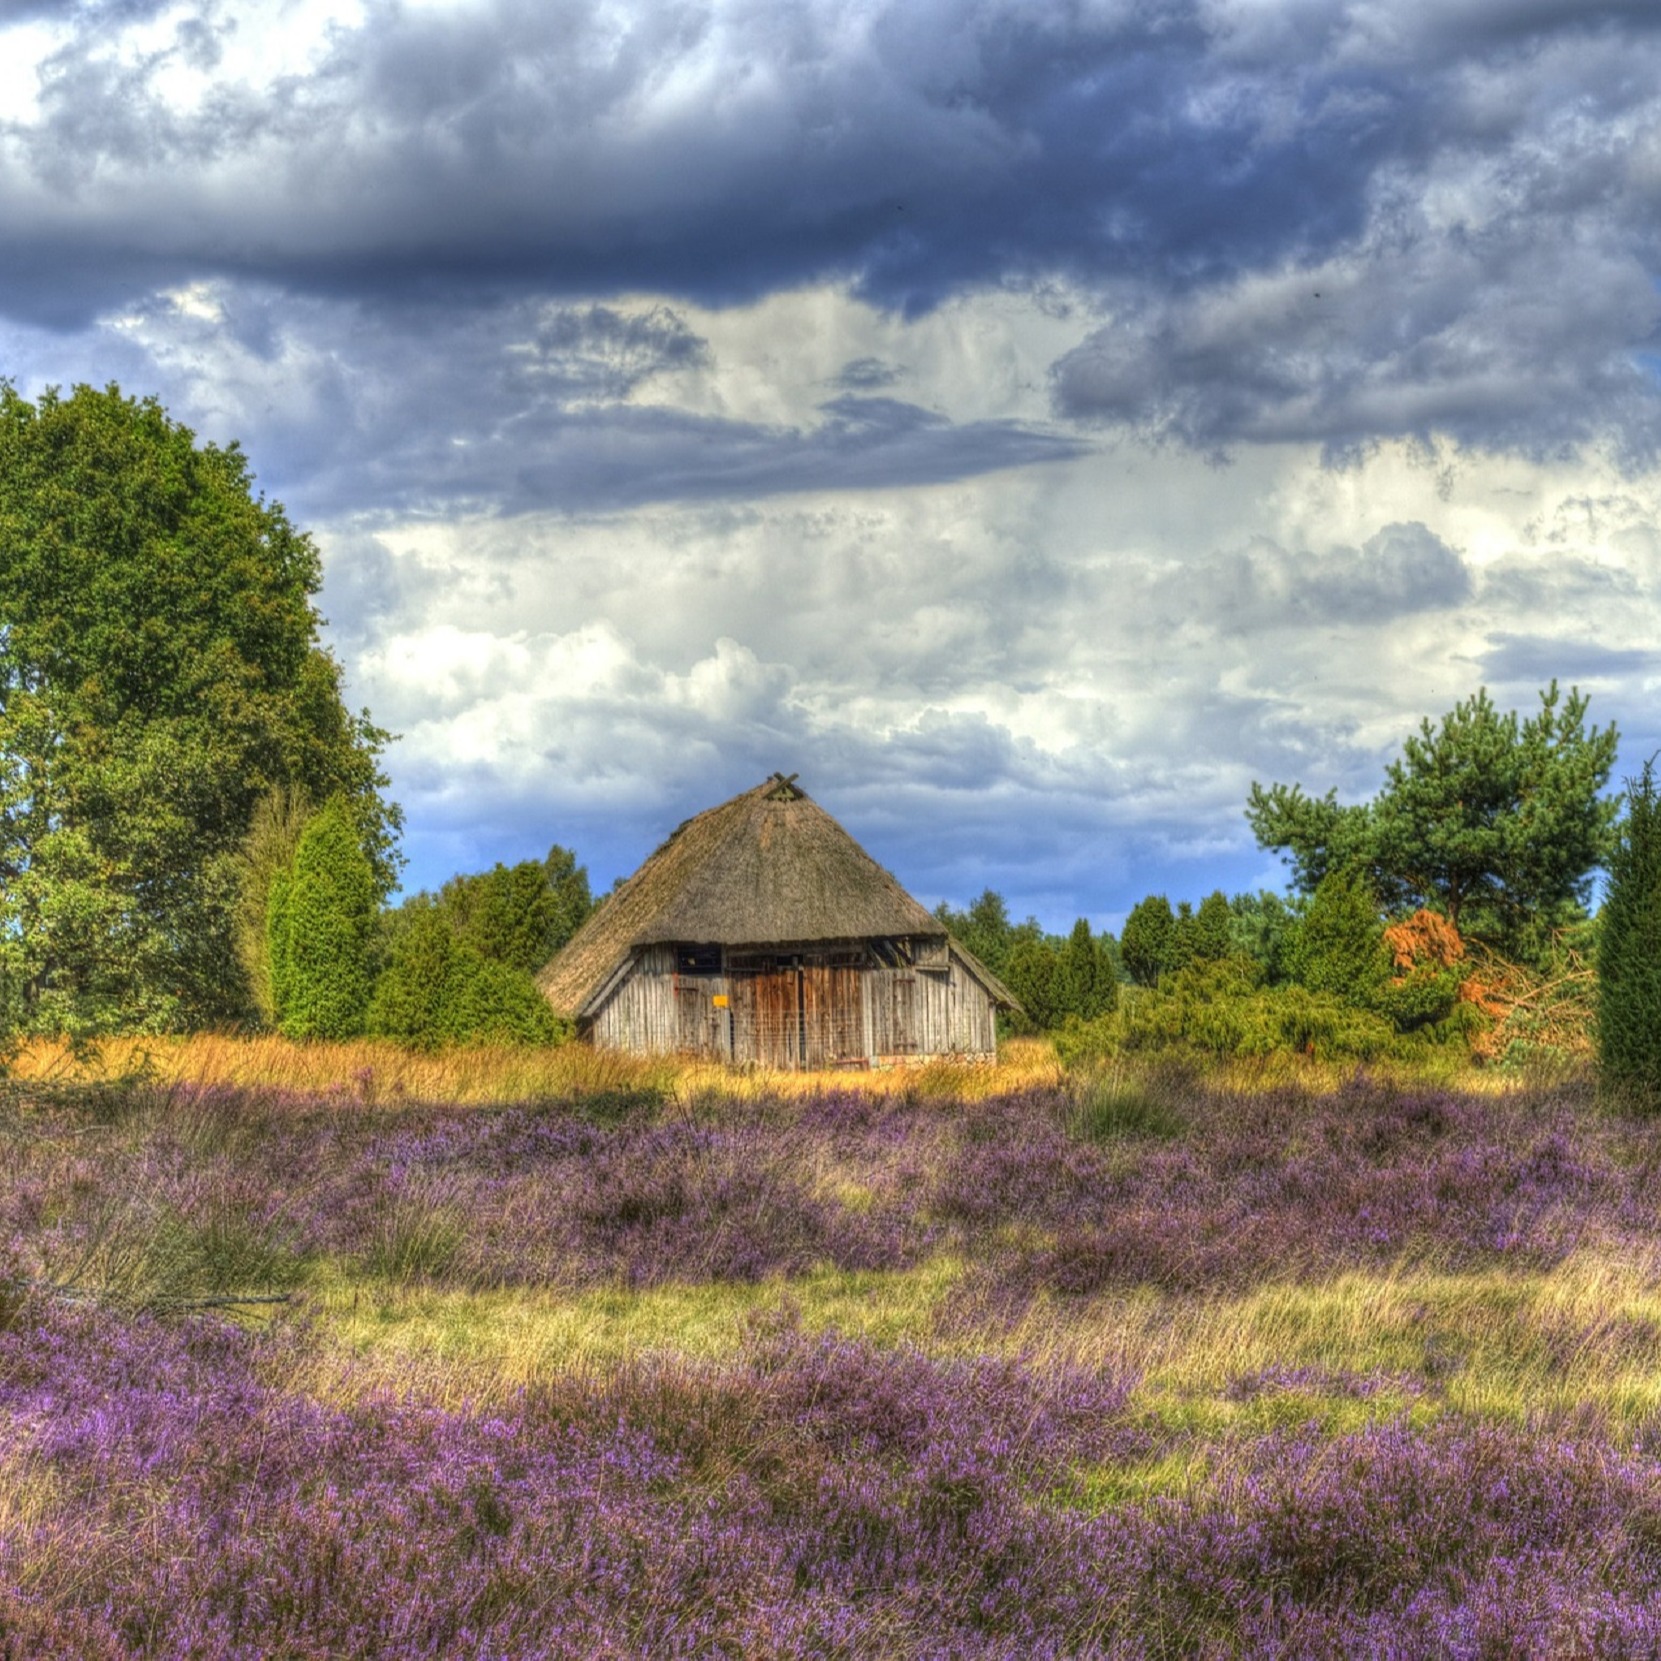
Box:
[1067,1061,1190,1141]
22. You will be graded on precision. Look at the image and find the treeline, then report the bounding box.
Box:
[5,385,1661,1100]
[939,681,1661,1101]
[931,892,1120,1032]
[246,796,595,1048]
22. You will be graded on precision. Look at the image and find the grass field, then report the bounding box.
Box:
[3,1043,1659,1655]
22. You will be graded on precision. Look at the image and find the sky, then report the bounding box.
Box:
[2,0,1659,929]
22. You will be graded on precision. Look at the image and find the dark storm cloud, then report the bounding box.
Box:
[22,286,1082,516]
[3,0,1658,459]
[0,0,1384,316]
[1051,235,1661,463]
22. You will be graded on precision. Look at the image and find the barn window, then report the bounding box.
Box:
[675,944,723,975]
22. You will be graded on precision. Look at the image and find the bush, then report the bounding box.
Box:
[1288,868,1392,1004]
[1120,895,1176,987]
[1599,760,1661,1109]
[1055,957,1402,1065]
[367,907,561,1049]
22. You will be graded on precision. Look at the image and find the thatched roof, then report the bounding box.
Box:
[539,774,1015,1018]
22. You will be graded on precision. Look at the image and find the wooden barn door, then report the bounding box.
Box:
[800,965,865,1067]
[729,968,802,1069]
[674,979,730,1059]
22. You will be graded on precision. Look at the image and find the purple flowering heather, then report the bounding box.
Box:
[3,1071,1661,1652]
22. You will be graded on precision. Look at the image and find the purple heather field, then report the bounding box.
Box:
[4,1071,1661,1656]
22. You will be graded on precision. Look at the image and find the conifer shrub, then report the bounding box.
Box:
[1598,760,1661,1110]
[1054,957,1402,1065]
[1288,867,1393,1003]
[1169,889,1233,974]
[1058,917,1118,1020]
[1120,894,1176,986]
[267,800,376,1040]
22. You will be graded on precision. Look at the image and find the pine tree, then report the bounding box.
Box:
[1599,761,1661,1109]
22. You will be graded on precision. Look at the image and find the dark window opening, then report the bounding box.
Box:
[675,944,723,975]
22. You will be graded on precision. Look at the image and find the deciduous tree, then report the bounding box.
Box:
[0,383,399,1030]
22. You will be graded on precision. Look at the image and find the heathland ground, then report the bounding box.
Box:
[3,1040,1661,1655]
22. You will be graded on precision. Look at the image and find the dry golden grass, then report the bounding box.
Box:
[11,1029,1516,1108]
[11,1032,1067,1105]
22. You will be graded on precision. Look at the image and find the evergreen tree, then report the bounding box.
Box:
[366,905,558,1049]
[1228,891,1298,982]
[1249,682,1618,950]
[1004,937,1060,1031]
[1169,890,1232,974]
[363,906,454,1045]
[1287,868,1391,1005]
[438,845,593,973]
[1058,918,1119,1021]
[1120,895,1176,987]
[270,800,376,1040]
[934,888,1043,978]
[1599,761,1661,1109]
[232,787,311,1027]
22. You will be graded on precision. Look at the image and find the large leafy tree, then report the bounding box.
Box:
[0,383,399,1031]
[1248,683,1618,945]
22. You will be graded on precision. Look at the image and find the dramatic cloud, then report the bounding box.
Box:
[3,0,1659,917]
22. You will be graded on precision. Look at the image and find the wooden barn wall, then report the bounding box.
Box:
[589,945,681,1054]
[588,945,999,1065]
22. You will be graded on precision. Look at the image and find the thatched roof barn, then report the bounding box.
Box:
[538,773,1016,1068]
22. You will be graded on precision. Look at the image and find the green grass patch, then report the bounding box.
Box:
[307,1257,966,1380]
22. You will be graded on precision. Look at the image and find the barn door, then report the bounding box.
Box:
[729,969,802,1069]
[675,978,730,1058]
[800,965,866,1067]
